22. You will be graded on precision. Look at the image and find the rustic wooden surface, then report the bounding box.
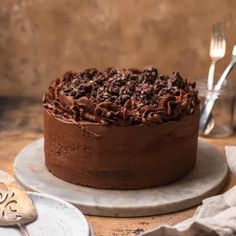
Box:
[1,97,236,236]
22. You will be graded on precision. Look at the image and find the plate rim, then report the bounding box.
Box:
[27,191,90,235]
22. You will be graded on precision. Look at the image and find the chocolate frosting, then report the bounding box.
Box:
[43,66,200,126]
[44,109,200,189]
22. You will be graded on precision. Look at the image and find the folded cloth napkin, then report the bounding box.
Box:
[141,146,236,236]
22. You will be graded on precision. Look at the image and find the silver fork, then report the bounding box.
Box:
[207,23,226,90]
[199,44,236,134]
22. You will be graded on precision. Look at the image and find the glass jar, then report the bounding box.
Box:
[197,80,235,138]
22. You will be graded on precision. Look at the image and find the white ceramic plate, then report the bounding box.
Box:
[0,192,91,236]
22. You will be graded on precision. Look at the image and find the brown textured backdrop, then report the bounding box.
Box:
[1,0,236,98]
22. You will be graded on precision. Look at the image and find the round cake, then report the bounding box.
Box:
[43,66,200,190]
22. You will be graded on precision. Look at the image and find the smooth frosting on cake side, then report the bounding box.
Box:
[44,109,199,189]
[43,66,200,190]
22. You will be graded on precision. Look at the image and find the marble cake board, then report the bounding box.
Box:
[13,138,228,217]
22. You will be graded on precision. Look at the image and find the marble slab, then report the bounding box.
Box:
[13,138,228,217]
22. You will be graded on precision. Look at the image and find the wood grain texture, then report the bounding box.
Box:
[0,97,236,235]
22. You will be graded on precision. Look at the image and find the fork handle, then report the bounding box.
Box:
[207,61,216,90]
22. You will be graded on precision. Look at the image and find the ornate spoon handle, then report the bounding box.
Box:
[17,223,31,236]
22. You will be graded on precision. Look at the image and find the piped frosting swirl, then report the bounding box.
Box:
[43,66,200,126]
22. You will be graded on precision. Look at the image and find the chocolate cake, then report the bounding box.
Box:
[43,66,200,189]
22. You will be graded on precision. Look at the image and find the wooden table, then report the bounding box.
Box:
[1,97,236,236]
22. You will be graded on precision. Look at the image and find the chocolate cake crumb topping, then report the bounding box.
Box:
[43,66,200,126]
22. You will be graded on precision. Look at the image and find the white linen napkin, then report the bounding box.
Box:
[141,146,236,236]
